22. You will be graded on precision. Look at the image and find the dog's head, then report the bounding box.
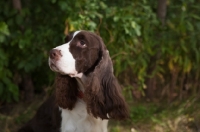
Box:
[49,31,103,77]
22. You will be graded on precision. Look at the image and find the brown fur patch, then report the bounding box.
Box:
[55,75,78,110]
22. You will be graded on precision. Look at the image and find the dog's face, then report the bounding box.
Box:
[49,31,102,77]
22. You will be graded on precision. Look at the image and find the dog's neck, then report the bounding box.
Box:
[75,75,86,99]
[75,73,86,92]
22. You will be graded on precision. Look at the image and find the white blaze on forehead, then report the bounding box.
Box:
[72,31,81,39]
[52,31,81,76]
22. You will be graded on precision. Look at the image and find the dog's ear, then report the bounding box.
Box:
[102,73,129,120]
[64,31,75,43]
[84,36,129,120]
[55,75,78,110]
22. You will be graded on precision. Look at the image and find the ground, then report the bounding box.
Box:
[0,94,200,132]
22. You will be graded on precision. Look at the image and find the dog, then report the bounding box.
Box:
[18,30,129,132]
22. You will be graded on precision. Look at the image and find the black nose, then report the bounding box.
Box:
[49,49,62,60]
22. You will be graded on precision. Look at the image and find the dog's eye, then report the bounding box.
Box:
[80,40,85,45]
[77,40,86,48]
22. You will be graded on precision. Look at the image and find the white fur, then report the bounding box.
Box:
[60,79,108,132]
[60,100,108,132]
[49,31,81,77]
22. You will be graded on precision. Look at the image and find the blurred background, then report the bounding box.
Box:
[0,0,200,132]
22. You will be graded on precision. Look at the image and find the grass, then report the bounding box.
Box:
[0,95,200,132]
[109,97,200,132]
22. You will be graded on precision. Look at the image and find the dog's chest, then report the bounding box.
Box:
[60,99,108,132]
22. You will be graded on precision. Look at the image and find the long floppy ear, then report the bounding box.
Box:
[55,75,78,110]
[84,37,129,120]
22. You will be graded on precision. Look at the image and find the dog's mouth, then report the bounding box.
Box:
[49,60,76,77]
[50,63,59,72]
[49,64,66,75]
[48,58,82,78]
[49,59,59,72]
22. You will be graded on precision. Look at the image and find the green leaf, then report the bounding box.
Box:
[131,21,136,28]
[113,16,119,22]
[100,2,107,9]
[0,22,10,36]
[135,26,141,36]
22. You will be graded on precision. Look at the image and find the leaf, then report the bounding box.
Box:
[0,22,10,36]
[183,57,192,73]
[131,21,136,28]
[113,16,119,22]
[99,2,107,9]
[135,26,141,36]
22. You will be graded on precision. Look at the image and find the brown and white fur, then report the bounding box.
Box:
[18,30,129,132]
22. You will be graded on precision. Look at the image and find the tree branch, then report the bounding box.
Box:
[13,0,22,12]
[157,0,167,26]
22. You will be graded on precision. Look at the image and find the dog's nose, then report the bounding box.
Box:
[49,49,62,60]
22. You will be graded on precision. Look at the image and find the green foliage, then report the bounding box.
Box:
[0,0,200,102]
[130,104,158,123]
[0,0,65,102]
[0,22,10,42]
[0,21,19,102]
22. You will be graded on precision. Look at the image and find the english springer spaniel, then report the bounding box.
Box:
[18,30,129,132]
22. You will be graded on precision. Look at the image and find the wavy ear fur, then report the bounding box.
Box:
[84,37,129,120]
[55,75,78,110]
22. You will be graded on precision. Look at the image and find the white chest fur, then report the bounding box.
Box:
[60,99,108,132]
